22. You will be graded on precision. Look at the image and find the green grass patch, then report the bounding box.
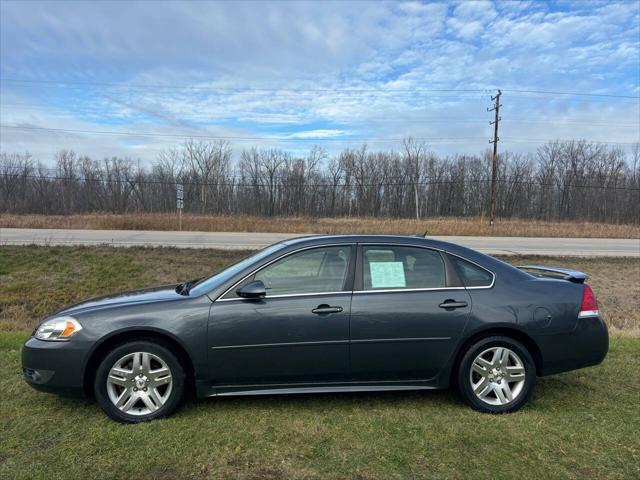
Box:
[0,333,638,479]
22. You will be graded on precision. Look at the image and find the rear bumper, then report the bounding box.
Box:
[536,314,609,376]
[22,337,88,397]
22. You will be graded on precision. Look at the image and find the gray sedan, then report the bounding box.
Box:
[22,235,608,422]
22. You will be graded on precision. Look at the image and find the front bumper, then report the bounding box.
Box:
[22,336,89,397]
[536,314,609,376]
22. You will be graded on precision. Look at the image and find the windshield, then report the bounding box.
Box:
[188,243,287,297]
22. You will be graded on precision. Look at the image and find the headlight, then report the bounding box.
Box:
[35,317,83,341]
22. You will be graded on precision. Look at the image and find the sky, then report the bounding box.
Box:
[1,0,639,164]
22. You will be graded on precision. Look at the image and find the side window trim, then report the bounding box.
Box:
[217,244,356,301]
[343,244,358,292]
[354,243,461,294]
[446,251,496,289]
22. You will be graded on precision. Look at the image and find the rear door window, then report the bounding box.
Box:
[447,254,494,287]
[361,246,446,290]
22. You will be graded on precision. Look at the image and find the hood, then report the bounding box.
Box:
[51,284,186,317]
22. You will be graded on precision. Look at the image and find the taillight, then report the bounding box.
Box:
[578,283,599,318]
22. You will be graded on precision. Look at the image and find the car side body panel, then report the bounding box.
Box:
[349,289,473,382]
[205,293,352,387]
[23,294,212,396]
[21,235,609,400]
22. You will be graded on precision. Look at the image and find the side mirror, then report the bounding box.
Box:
[236,280,267,299]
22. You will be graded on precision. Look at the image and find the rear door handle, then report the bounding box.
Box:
[439,300,468,309]
[312,304,343,315]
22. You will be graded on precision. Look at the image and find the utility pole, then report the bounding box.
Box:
[487,89,501,226]
[414,184,420,221]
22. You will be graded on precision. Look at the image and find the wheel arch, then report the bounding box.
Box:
[82,328,196,397]
[448,326,543,388]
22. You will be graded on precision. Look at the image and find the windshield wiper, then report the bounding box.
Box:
[175,278,201,296]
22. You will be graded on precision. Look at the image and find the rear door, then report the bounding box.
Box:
[349,244,472,382]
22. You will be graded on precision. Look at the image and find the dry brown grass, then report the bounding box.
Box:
[1,213,639,238]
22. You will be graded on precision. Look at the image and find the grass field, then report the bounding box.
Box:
[1,246,639,479]
[0,333,638,479]
[2,213,639,239]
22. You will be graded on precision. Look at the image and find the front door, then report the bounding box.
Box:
[207,245,354,387]
[350,244,472,382]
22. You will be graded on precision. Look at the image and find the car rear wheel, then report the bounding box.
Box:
[457,336,535,413]
[94,340,185,423]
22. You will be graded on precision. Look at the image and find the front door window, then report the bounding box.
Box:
[254,246,351,296]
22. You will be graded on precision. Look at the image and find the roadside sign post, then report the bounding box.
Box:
[176,183,184,231]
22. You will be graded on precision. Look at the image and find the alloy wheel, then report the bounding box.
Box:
[106,351,173,416]
[469,346,526,406]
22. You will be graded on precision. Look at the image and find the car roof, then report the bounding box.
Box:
[281,234,464,253]
[278,234,527,279]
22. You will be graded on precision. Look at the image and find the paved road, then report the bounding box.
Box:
[1,228,638,256]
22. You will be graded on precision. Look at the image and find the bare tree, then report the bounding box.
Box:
[402,138,427,220]
[184,139,231,213]
[0,140,637,224]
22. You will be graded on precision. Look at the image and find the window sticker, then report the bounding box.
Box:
[370,262,406,288]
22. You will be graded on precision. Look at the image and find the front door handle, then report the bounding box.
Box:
[312,304,343,315]
[439,299,468,309]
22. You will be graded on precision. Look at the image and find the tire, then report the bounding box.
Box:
[457,336,536,414]
[94,340,185,423]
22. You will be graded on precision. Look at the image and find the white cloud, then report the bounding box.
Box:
[286,129,352,139]
[398,2,435,15]
[0,0,638,163]
[447,18,485,40]
[453,0,498,21]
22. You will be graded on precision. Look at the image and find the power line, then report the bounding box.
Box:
[1,89,635,103]
[3,164,640,187]
[2,172,638,191]
[1,82,492,101]
[0,124,486,143]
[0,78,490,94]
[501,88,639,99]
[3,103,639,128]
[2,78,638,99]
[500,138,639,145]
[1,124,637,145]
[499,96,640,105]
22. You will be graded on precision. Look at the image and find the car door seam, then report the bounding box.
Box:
[210,339,350,350]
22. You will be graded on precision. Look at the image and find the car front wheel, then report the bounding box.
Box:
[457,336,536,413]
[94,340,185,423]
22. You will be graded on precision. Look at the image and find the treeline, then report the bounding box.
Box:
[1,139,638,224]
